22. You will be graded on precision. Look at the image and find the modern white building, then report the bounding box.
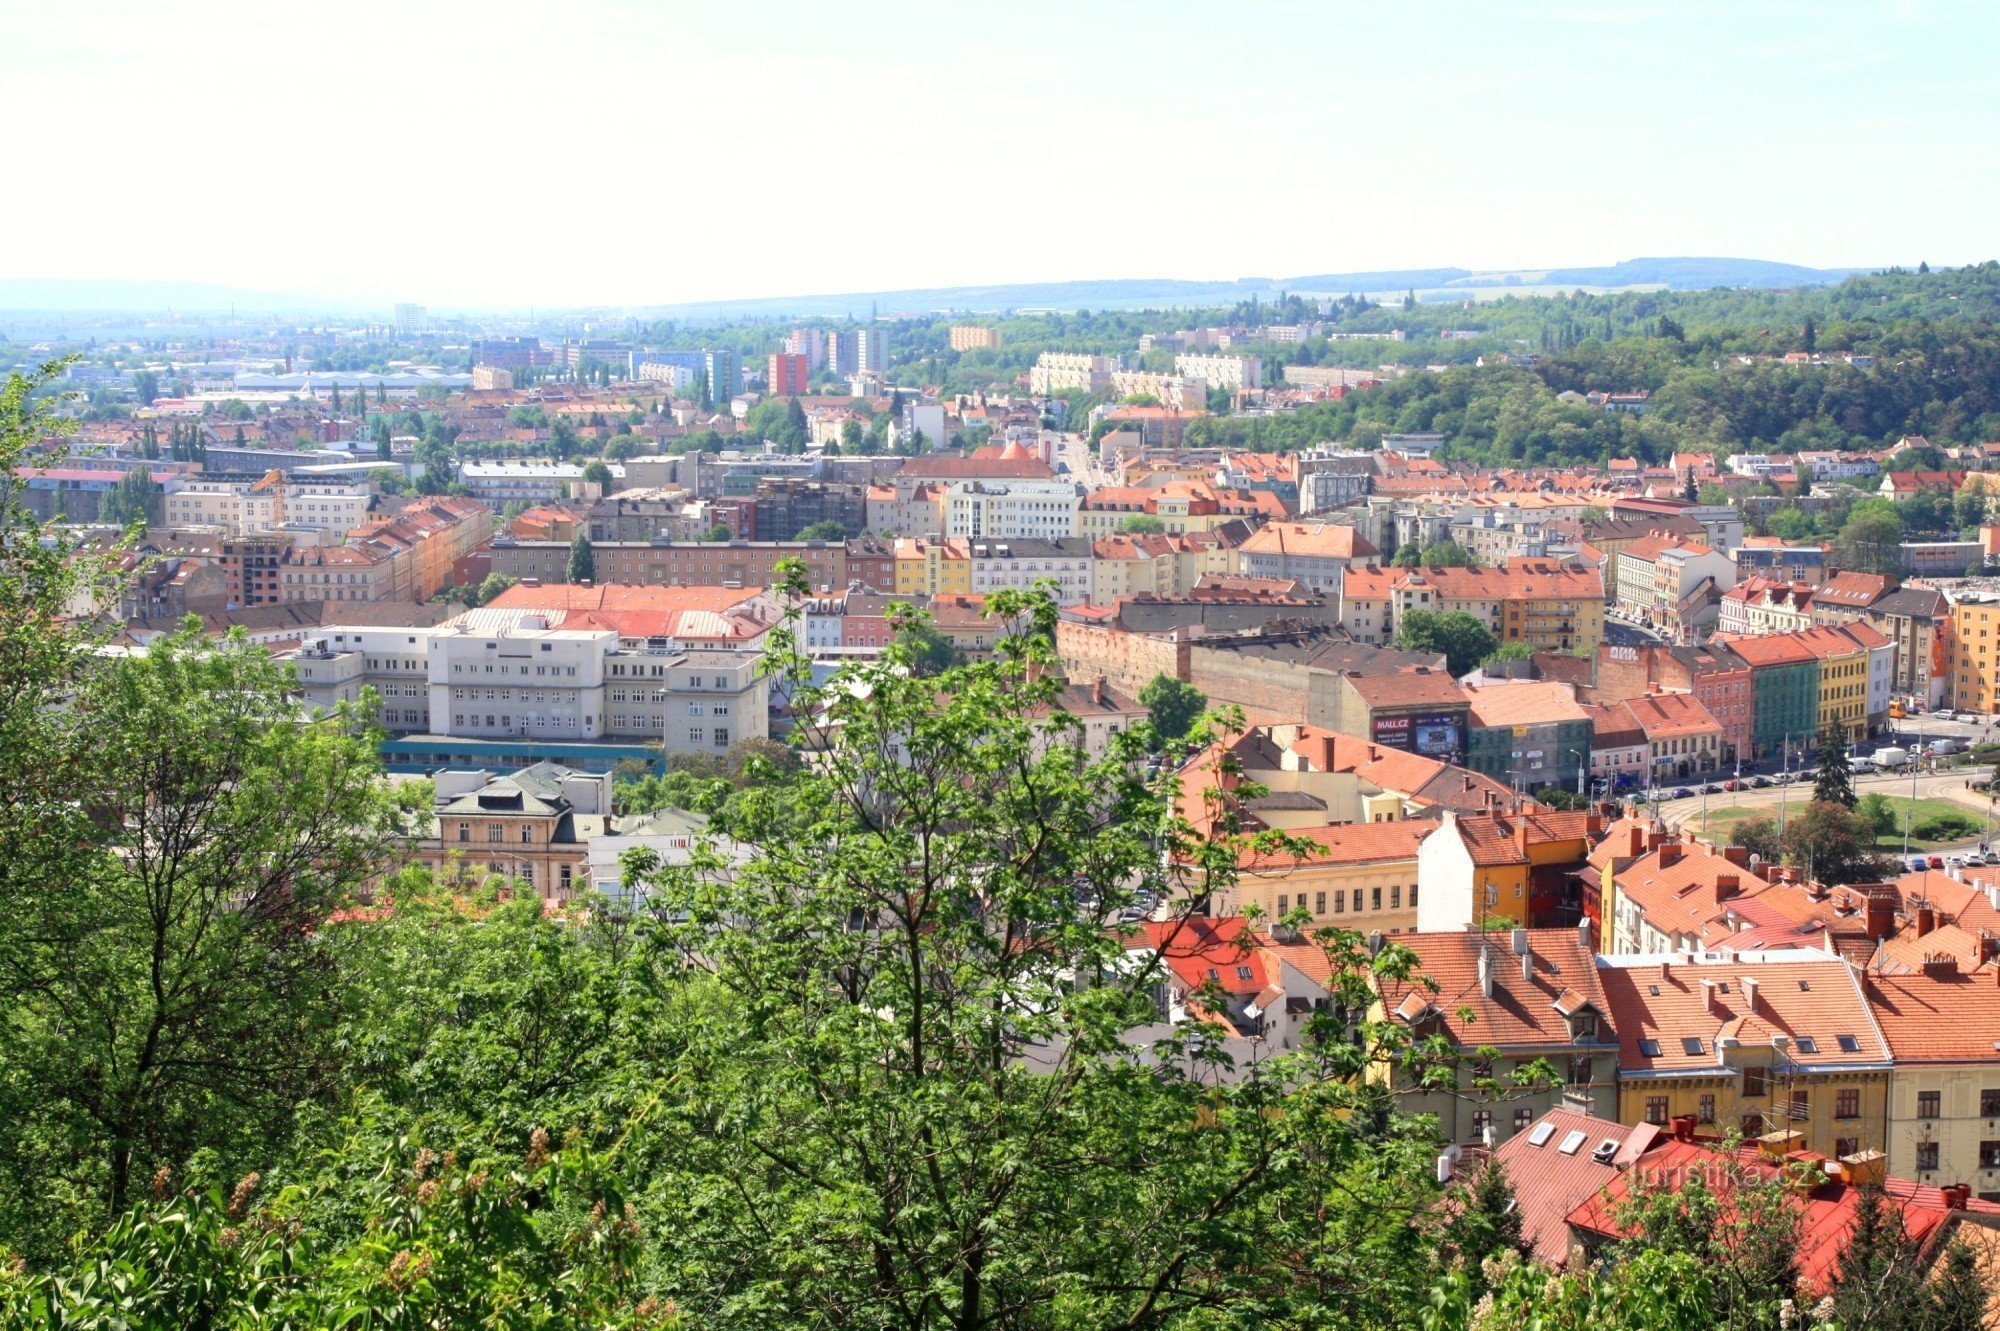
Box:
[459,461,622,505]
[1174,353,1262,393]
[291,615,768,757]
[163,474,374,535]
[965,538,1096,606]
[940,478,1081,542]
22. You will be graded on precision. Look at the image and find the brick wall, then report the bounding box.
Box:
[1055,620,1188,697]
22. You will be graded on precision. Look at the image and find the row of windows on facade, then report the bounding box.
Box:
[454,662,581,677]
[454,714,591,730]
[1276,883,1416,915]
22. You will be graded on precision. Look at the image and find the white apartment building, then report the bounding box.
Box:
[163,475,373,535]
[291,617,768,757]
[459,461,622,505]
[1028,352,1113,395]
[1174,353,1263,393]
[966,538,1095,606]
[1106,370,1204,411]
[941,478,1081,542]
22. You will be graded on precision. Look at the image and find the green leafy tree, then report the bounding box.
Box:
[1138,672,1206,747]
[1784,799,1887,885]
[1391,542,1422,568]
[702,523,733,542]
[0,626,396,1248]
[551,415,581,460]
[1416,541,1479,568]
[1397,609,1497,676]
[1119,513,1167,534]
[796,519,848,541]
[603,433,645,461]
[130,369,159,405]
[582,459,614,489]
[475,572,519,606]
[1838,503,1905,575]
[567,528,596,583]
[1857,790,1899,837]
[1731,815,1783,865]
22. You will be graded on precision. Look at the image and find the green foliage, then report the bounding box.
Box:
[1814,720,1857,807]
[567,529,596,584]
[894,607,965,677]
[1416,540,1479,568]
[1785,800,1889,885]
[0,624,397,1251]
[1396,609,1496,677]
[475,572,518,606]
[1912,812,1982,842]
[795,519,847,541]
[582,459,614,489]
[1857,790,1899,836]
[1731,815,1784,865]
[1119,513,1167,534]
[1484,640,1533,666]
[1138,672,1206,747]
[97,466,161,529]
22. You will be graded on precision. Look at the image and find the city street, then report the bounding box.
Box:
[1053,431,1111,489]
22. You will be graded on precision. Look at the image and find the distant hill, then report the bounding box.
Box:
[0,258,1861,319]
[626,257,1861,320]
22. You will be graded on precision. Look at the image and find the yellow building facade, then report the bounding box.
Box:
[1948,595,2000,714]
[892,538,970,597]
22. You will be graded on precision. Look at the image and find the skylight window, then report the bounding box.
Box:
[1799,980,1811,990]
[1795,1036,1817,1053]
[1559,1130,1588,1155]
[1837,1034,1861,1052]
[1235,966,1254,981]
[1639,1039,1662,1057]
[1682,1037,1705,1056]
[1527,1122,1557,1148]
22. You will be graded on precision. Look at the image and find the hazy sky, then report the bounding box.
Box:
[6,0,1995,310]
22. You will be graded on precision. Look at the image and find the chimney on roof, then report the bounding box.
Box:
[1092,676,1106,706]
[1702,979,1722,1015]
[1628,826,1645,857]
[1659,844,1685,869]
[1478,943,1495,998]
[1579,917,1594,953]
[1867,887,1898,941]
[1917,902,1938,937]
[1515,815,1530,859]
[1979,932,1999,964]
[1512,928,1532,981]
[1722,845,1750,868]
[1741,976,1759,1015]
[1670,1113,1697,1143]
[1717,874,1741,900]
[1945,1182,1973,1210]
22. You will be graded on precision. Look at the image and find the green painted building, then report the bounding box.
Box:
[1743,653,1821,763]
[1464,683,1595,795]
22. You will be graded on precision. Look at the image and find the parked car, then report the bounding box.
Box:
[1956,713,1981,724]
[1928,855,1945,870]
[1747,775,1771,789]
[1935,709,1956,719]
[1671,786,1695,800]
[1909,856,1932,873]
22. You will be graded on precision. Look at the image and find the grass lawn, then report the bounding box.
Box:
[1859,795,1997,853]
[1686,804,1762,843]
[1689,795,1998,852]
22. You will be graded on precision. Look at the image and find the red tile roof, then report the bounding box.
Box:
[1492,1110,1660,1267]
[1378,928,1614,1051]
[1596,955,1885,1075]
